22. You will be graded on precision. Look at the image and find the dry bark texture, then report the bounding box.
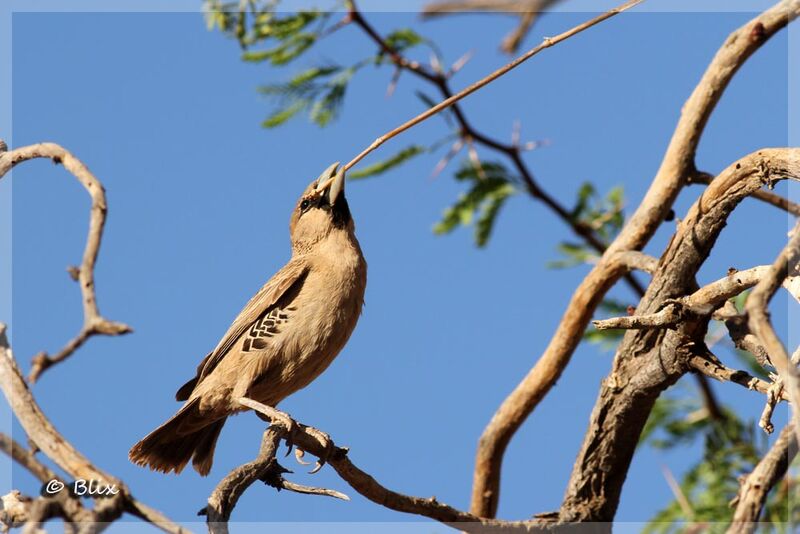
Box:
[3,1,800,532]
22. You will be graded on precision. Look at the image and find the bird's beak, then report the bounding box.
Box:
[315,162,346,205]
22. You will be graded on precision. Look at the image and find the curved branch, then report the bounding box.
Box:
[0,325,187,534]
[561,148,800,522]
[346,0,647,296]
[745,219,800,447]
[471,2,800,517]
[727,424,797,533]
[0,141,132,383]
[689,170,800,216]
[222,399,556,533]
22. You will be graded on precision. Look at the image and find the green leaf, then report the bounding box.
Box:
[383,28,424,52]
[433,160,518,247]
[546,242,597,269]
[258,10,320,40]
[289,65,341,87]
[261,100,305,128]
[242,49,273,62]
[349,145,426,179]
[475,183,514,247]
[307,67,355,127]
[256,33,317,65]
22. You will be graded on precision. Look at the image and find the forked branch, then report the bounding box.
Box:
[472,2,800,518]
[0,141,132,383]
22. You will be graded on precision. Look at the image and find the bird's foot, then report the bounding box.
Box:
[239,398,300,456]
[238,397,335,474]
[293,427,333,474]
[306,427,334,474]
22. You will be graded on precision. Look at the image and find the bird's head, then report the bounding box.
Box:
[289,162,354,252]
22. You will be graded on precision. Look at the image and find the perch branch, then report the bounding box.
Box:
[0,141,132,383]
[217,399,555,533]
[204,426,348,533]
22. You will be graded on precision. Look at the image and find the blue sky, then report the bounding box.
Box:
[2,3,796,531]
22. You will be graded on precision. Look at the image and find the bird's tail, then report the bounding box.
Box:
[129,397,226,476]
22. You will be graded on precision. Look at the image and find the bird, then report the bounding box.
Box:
[129,162,367,476]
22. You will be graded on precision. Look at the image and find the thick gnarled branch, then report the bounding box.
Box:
[562,147,800,523]
[471,2,800,516]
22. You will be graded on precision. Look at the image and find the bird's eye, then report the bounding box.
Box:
[300,199,311,211]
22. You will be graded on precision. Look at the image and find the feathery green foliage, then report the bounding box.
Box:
[433,161,518,247]
[548,181,625,269]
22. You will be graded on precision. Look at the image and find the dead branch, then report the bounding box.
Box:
[204,426,348,534]
[0,432,60,484]
[472,1,800,516]
[0,141,132,383]
[689,170,800,216]
[561,147,800,523]
[422,0,565,54]
[347,0,647,297]
[593,303,680,330]
[727,424,797,533]
[612,250,659,275]
[345,0,641,173]
[0,324,187,534]
[594,265,774,330]
[688,353,787,401]
[745,219,800,447]
[1,491,33,531]
[211,399,556,533]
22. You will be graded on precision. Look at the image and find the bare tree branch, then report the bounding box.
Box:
[745,219,800,447]
[204,427,348,534]
[345,0,640,171]
[594,265,775,330]
[689,170,800,216]
[561,147,800,523]
[210,399,557,533]
[727,424,797,533]
[689,353,788,401]
[472,1,800,516]
[0,141,132,383]
[345,0,647,296]
[421,0,565,54]
[0,324,187,534]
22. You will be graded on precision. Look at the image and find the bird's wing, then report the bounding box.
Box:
[174,258,308,401]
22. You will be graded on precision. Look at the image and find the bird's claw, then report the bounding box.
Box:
[294,448,311,465]
[305,426,333,475]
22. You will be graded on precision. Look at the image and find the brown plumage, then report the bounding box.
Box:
[129,163,367,476]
